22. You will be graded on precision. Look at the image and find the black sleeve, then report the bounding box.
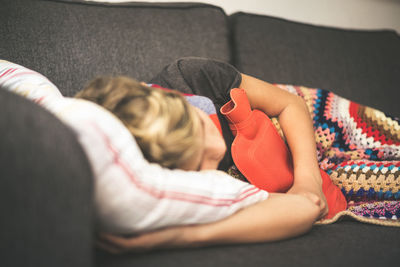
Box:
[150,57,242,171]
[150,57,242,106]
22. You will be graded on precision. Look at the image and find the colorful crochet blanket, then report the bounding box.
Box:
[272,85,399,226]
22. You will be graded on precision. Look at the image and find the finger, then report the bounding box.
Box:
[311,194,321,206]
[319,208,328,219]
[320,199,327,209]
[100,233,156,251]
[97,238,151,254]
[96,240,125,254]
[99,233,139,248]
[319,201,329,219]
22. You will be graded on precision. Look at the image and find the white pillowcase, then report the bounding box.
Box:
[0,60,269,234]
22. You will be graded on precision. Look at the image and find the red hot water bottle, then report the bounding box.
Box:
[220,88,347,219]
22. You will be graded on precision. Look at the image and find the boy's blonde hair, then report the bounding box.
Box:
[75,76,202,170]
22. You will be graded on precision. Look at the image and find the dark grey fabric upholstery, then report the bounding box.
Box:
[0,0,231,96]
[96,221,400,267]
[1,1,400,267]
[230,13,400,117]
[0,89,94,267]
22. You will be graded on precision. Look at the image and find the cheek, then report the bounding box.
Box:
[205,117,227,159]
[216,134,227,157]
[208,131,227,161]
[200,134,226,170]
[210,121,226,153]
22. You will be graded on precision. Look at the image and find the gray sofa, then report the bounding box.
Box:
[1,0,399,266]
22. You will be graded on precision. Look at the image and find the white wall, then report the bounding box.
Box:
[87,0,400,33]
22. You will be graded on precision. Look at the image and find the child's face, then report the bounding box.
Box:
[185,107,227,171]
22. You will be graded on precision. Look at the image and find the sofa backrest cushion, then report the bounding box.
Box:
[230,12,400,117]
[1,0,231,97]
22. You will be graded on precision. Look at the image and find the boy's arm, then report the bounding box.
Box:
[97,193,319,253]
[239,74,328,219]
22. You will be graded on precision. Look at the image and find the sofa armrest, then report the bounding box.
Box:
[0,89,94,267]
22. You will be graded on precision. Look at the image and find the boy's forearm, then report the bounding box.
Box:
[277,98,322,186]
[186,194,319,246]
[240,73,322,187]
[98,194,320,254]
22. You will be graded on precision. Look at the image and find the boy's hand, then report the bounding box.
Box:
[97,226,192,254]
[287,181,328,220]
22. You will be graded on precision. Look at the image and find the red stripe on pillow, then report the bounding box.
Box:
[0,68,15,78]
[90,122,263,206]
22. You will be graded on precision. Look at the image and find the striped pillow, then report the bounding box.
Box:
[0,60,62,106]
[0,60,269,234]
